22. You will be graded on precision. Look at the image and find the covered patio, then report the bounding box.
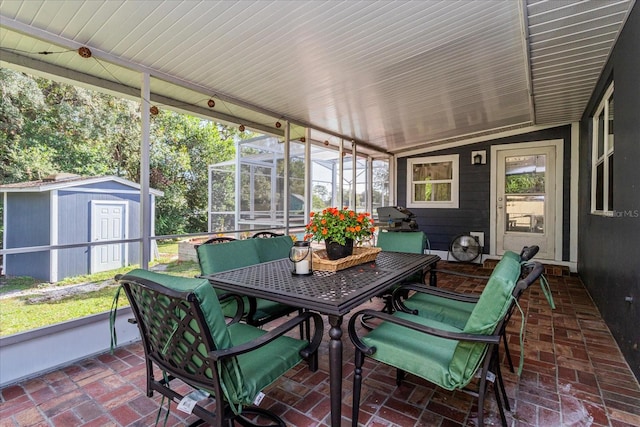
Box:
[1,1,640,426]
[2,262,639,426]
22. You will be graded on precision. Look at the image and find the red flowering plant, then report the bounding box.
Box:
[304,207,375,246]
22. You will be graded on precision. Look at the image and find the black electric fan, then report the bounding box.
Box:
[449,234,482,262]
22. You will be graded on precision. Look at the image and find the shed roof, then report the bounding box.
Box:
[0,174,164,196]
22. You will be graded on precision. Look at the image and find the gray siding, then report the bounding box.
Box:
[56,190,141,279]
[397,125,572,259]
[3,178,155,282]
[578,2,640,381]
[5,193,50,280]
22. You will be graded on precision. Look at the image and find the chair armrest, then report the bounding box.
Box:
[348,309,500,355]
[209,311,324,361]
[392,282,480,313]
[348,309,499,355]
[216,293,246,324]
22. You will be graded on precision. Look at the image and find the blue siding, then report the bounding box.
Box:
[5,193,51,280]
[398,125,572,259]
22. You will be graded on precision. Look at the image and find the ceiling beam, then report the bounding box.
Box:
[0,48,283,137]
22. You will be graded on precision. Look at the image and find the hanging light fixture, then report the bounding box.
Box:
[207,99,215,108]
[275,121,282,129]
[150,106,159,115]
[239,124,245,132]
[299,137,306,143]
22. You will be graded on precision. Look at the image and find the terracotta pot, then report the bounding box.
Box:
[325,238,354,260]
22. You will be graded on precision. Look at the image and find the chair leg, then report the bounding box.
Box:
[396,368,405,386]
[352,351,365,427]
[495,359,511,412]
[493,381,508,427]
[502,332,515,373]
[308,349,318,372]
[383,294,393,313]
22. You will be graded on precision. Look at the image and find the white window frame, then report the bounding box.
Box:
[591,82,614,215]
[407,154,459,209]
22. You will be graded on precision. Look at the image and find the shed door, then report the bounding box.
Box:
[91,201,127,273]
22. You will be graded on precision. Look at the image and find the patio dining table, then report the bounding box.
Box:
[203,251,440,426]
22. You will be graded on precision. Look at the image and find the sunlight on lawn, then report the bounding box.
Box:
[0,241,200,336]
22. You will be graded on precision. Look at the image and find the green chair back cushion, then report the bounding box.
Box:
[123,269,233,349]
[253,235,294,262]
[501,250,521,263]
[376,231,425,254]
[197,239,261,275]
[447,254,521,385]
[404,293,474,329]
[462,254,521,335]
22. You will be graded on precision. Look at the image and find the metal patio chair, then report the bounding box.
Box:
[349,258,544,427]
[116,269,323,427]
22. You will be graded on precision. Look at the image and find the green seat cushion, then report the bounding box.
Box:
[253,235,294,262]
[253,298,295,321]
[362,311,478,390]
[197,239,261,275]
[228,322,306,402]
[403,293,475,329]
[376,231,425,254]
[403,250,522,329]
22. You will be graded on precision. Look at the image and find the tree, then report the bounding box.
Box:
[1,68,240,235]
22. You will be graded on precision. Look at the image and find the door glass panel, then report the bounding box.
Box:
[505,155,545,234]
[505,195,544,233]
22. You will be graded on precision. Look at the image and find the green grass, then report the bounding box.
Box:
[0,241,200,336]
[0,276,39,294]
[0,286,121,336]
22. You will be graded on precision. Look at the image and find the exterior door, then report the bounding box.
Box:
[91,201,126,273]
[496,145,556,259]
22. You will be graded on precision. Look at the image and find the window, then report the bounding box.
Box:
[407,154,459,208]
[591,83,614,214]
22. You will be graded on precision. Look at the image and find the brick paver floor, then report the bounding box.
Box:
[2,261,639,426]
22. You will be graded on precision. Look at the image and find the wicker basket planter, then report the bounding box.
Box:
[312,246,382,272]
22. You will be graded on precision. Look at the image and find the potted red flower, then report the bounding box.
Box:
[304,207,375,259]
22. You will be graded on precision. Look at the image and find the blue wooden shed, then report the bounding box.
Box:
[0,173,163,282]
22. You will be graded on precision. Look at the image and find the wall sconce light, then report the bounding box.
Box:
[471,150,486,165]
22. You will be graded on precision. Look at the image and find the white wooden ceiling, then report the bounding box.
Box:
[0,0,634,155]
